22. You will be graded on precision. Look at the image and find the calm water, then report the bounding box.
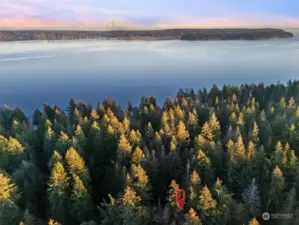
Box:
[0,30,299,113]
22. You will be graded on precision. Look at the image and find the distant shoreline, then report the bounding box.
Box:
[0,28,294,42]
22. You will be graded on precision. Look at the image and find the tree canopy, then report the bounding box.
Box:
[1,80,299,224]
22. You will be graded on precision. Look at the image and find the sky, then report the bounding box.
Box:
[1,0,299,29]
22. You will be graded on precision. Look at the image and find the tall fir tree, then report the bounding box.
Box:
[65,147,90,187]
[47,162,69,223]
[199,185,217,218]
[70,174,93,222]
[117,134,133,167]
[184,208,202,225]
[0,171,22,225]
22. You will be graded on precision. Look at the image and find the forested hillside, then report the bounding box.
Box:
[1,81,299,225]
[0,28,294,41]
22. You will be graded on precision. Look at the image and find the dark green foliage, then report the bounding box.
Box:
[0,170,22,224]
[1,80,299,225]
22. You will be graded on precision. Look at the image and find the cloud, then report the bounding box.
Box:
[0,2,37,17]
[153,14,299,28]
[0,16,72,29]
[1,15,298,30]
[70,6,137,16]
[0,0,298,29]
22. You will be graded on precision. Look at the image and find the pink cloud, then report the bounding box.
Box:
[0,14,298,30]
[1,0,298,29]
[0,16,72,29]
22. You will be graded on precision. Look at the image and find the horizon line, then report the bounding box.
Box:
[1,26,298,31]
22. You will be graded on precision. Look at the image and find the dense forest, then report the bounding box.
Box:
[1,80,299,225]
[0,28,294,41]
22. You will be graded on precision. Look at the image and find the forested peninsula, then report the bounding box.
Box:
[1,80,299,225]
[0,28,294,41]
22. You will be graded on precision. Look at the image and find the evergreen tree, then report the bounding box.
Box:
[72,125,86,158]
[99,194,121,225]
[214,178,232,224]
[199,185,217,217]
[170,136,177,152]
[176,121,190,143]
[288,96,296,108]
[48,151,63,169]
[70,174,93,222]
[248,217,260,225]
[197,150,211,167]
[259,110,266,123]
[250,121,259,144]
[47,162,69,223]
[13,162,46,222]
[119,187,149,225]
[167,180,180,209]
[122,116,131,135]
[279,97,287,109]
[127,164,151,201]
[43,125,56,162]
[23,209,38,225]
[184,208,202,225]
[208,112,221,134]
[129,130,141,147]
[48,219,61,225]
[242,178,261,217]
[122,186,141,207]
[117,134,132,167]
[0,171,22,225]
[267,166,284,210]
[280,187,296,225]
[230,112,237,125]
[187,112,199,137]
[247,140,256,161]
[189,170,202,208]
[274,141,284,166]
[201,123,214,141]
[174,106,185,122]
[238,112,245,127]
[65,147,90,187]
[145,122,154,142]
[90,109,100,121]
[55,131,70,156]
[0,136,25,172]
[231,136,247,164]
[132,147,145,165]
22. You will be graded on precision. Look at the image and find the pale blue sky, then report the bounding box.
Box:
[1,0,299,28]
